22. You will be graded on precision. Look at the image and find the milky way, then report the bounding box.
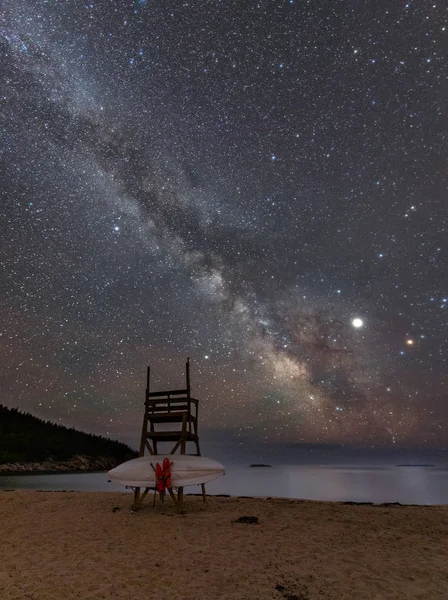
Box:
[1,0,447,448]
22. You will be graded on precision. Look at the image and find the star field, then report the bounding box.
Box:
[1,0,447,449]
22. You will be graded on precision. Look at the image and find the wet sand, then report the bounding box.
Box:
[0,491,447,600]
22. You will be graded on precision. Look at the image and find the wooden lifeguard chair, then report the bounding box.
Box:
[132,358,205,510]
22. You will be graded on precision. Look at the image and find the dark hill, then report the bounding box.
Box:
[0,404,137,473]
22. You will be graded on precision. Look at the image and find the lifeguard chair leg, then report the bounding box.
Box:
[131,487,151,511]
[177,487,184,512]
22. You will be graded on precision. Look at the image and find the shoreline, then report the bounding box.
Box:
[1,488,447,508]
[0,454,134,476]
[0,468,109,477]
[1,491,447,599]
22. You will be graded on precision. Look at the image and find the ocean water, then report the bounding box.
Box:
[1,464,447,505]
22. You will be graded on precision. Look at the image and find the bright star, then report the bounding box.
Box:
[352,318,364,328]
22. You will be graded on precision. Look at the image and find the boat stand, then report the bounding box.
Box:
[130,485,186,513]
[129,486,152,512]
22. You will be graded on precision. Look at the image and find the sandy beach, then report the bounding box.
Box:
[0,491,447,600]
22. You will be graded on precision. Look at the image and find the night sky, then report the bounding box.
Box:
[1,0,447,450]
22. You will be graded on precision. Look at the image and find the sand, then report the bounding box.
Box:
[0,491,447,600]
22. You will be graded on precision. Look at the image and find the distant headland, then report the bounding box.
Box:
[396,464,434,468]
[0,404,137,475]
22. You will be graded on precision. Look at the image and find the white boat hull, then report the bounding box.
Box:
[108,454,225,488]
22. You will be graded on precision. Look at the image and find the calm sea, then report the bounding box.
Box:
[1,464,447,505]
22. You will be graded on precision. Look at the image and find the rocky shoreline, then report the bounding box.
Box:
[0,454,125,476]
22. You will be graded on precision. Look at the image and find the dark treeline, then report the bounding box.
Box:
[0,404,137,464]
